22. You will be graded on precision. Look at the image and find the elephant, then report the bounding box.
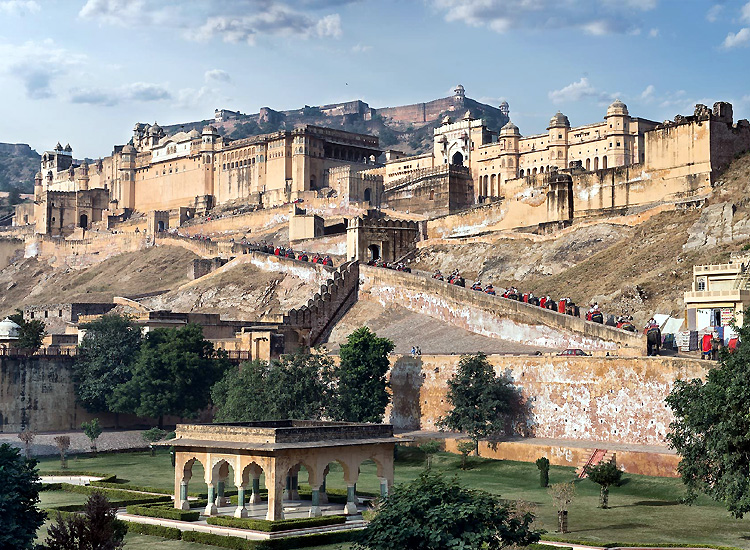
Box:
[646,327,662,356]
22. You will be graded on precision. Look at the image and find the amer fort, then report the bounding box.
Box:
[4,85,750,546]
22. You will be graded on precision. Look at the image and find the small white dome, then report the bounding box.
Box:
[0,318,21,339]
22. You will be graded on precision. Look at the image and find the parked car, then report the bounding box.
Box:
[558,348,591,356]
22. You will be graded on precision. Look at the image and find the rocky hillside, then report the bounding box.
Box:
[413,151,750,326]
[0,143,40,193]
[162,96,508,157]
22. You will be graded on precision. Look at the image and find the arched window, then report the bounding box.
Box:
[451,151,464,166]
[79,214,88,228]
[602,156,608,169]
[363,188,372,203]
[594,157,599,171]
[520,169,525,177]
[586,158,591,171]
[490,174,497,196]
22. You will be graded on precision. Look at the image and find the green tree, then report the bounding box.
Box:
[8,309,46,352]
[457,440,475,470]
[356,471,540,550]
[110,324,229,425]
[142,427,167,457]
[81,418,103,456]
[585,460,623,508]
[329,327,394,423]
[45,491,127,550]
[536,457,550,488]
[666,319,750,517]
[211,351,332,422]
[54,435,70,469]
[0,443,45,550]
[437,353,524,455]
[73,314,142,413]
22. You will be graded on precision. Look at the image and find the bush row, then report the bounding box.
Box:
[205,514,346,533]
[126,505,200,522]
[541,537,743,550]
[125,522,182,540]
[180,529,359,549]
[90,481,172,495]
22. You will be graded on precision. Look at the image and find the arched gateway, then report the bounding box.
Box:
[167,420,402,521]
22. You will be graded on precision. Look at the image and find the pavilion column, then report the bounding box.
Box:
[345,483,358,515]
[234,485,249,518]
[284,475,292,501]
[289,465,300,500]
[378,477,389,498]
[319,465,330,504]
[217,480,226,507]
[249,476,261,504]
[266,460,285,521]
[179,480,190,511]
[309,484,322,517]
[204,483,218,516]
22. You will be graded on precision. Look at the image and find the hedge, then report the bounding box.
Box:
[125,522,182,540]
[126,505,200,522]
[181,529,359,550]
[90,481,172,495]
[531,544,572,550]
[56,483,172,505]
[541,538,743,550]
[205,514,346,532]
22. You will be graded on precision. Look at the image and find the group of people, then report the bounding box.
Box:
[368,259,412,272]
[432,270,465,287]
[238,241,335,266]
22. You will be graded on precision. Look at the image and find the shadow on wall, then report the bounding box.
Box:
[389,356,424,430]
[500,367,536,439]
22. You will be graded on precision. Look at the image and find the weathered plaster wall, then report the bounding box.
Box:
[0,237,24,270]
[387,354,707,447]
[360,265,645,355]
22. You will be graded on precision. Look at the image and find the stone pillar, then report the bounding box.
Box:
[290,467,300,500]
[266,461,285,521]
[344,483,358,515]
[234,485,248,518]
[179,480,190,511]
[217,480,226,507]
[319,465,329,504]
[205,484,218,516]
[309,485,322,517]
[379,477,388,498]
[249,476,261,504]
[284,475,292,500]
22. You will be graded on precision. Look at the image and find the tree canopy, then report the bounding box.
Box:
[45,491,126,550]
[356,471,540,550]
[438,353,525,452]
[8,309,47,352]
[0,443,45,550]
[73,314,142,413]
[667,320,750,518]
[211,351,332,422]
[110,323,229,422]
[328,327,394,423]
[585,460,623,508]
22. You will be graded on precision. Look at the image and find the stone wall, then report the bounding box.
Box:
[387,354,707,446]
[359,265,645,355]
[189,258,228,280]
[383,165,474,217]
[0,355,178,432]
[0,236,23,270]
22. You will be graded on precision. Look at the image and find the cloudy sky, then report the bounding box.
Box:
[1,0,749,157]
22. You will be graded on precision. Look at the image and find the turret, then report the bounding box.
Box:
[548,112,570,170]
[605,99,630,166]
[34,171,43,200]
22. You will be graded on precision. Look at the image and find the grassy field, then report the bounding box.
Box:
[35,447,750,549]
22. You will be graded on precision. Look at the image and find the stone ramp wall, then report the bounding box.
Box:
[284,261,360,346]
[359,265,646,355]
[387,354,707,447]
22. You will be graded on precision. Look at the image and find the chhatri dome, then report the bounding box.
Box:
[607,99,629,117]
[549,111,571,128]
[0,318,20,340]
[500,120,520,135]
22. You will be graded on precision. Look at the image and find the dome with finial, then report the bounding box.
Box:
[64,143,72,152]
[454,84,465,96]
[54,142,63,151]
[0,317,20,339]
[149,122,162,136]
[549,111,570,128]
[500,120,520,136]
[188,129,201,139]
[606,99,629,117]
[122,144,136,154]
[462,110,473,121]
[441,115,453,125]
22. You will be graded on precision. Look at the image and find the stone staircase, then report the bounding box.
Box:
[576,449,615,478]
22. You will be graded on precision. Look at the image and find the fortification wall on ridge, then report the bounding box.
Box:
[360,265,646,355]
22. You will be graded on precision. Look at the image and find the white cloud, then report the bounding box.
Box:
[78,0,175,27]
[0,0,39,15]
[649,28,659,37]
[70,82,172,106]
[0,40,85,99]
[742,1,750,24]
[351,43,372,53]
[723,28,750,49]
[548,78,613,105]
[204,69,231,83]
[431,0,653,36]
[706,4,723,22]
[641,84,656,101]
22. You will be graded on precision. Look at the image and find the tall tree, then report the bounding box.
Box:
[356,471,540,550]
[667,319,750,518]
[45,491,126,550]
[73,314,142,413]
[328,327,394,423]
[585,460,623,509]
[438,353,524,455]
[211,351,332,422]
[110,323,229,424]
[0,443,45,550]
[8,309,46,352]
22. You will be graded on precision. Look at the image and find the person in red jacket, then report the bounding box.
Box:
[701,332,713,360]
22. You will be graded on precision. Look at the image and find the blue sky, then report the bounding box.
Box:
[1,0,749,157]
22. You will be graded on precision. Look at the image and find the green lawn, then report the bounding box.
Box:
[34,447,750,548]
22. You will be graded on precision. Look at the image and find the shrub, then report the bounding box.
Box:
[126,505,200,522]
[205,514,346,532]
[124,522,182,540]
[536,457,550,487]
[181,531,258,549]
[53,483,171,506]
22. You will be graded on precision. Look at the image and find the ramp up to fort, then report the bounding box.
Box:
[358,265,646,355]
